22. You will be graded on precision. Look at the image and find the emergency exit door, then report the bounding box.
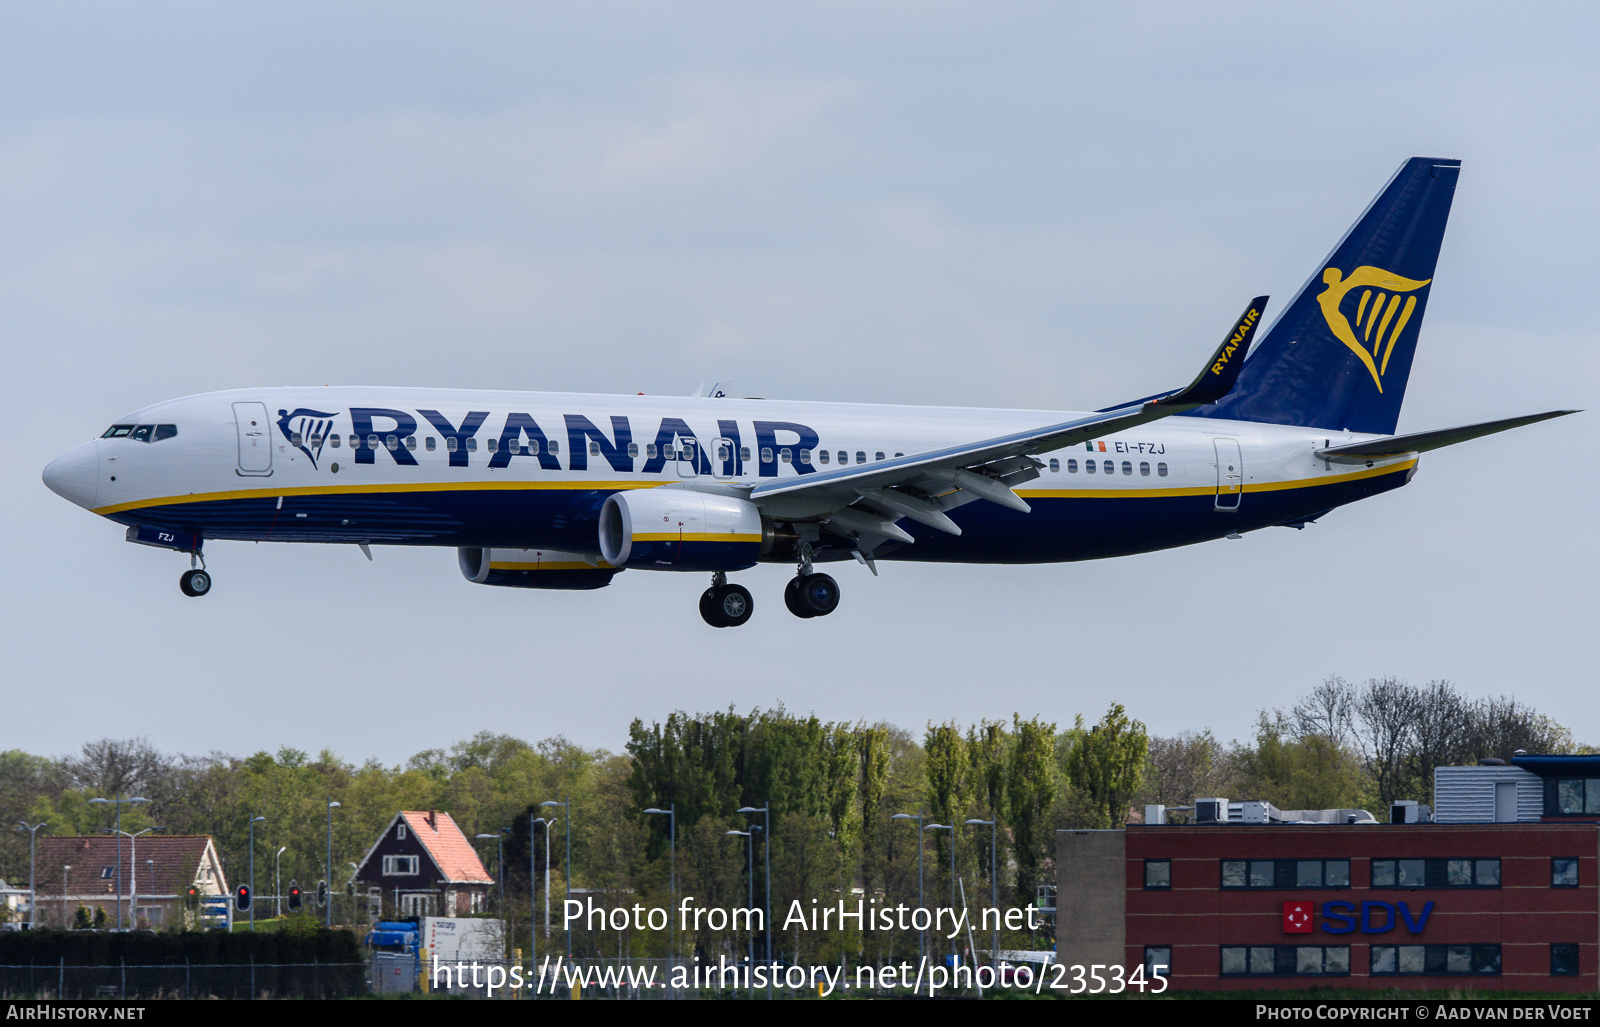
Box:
[1213,438,1242,511]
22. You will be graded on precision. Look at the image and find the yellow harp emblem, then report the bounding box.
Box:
[1316,266,1431,392]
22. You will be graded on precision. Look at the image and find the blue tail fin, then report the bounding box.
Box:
[1192,157,1460,435]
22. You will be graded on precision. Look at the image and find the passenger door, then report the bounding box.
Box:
[233,402,273,476]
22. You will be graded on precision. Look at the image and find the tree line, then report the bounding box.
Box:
[0,677,1581,962]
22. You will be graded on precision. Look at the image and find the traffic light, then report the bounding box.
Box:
[316,880,329,909]
[234,884,251,912]
[288,884,302,911]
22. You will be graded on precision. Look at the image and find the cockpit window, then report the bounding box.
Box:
[102,423,177,442]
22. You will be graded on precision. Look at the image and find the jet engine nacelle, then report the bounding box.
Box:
[457,547,618,590]
[598,489,763,571]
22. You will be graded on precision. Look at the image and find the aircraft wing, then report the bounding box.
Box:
[744,297,1267,547]
[1314,410,1578,463]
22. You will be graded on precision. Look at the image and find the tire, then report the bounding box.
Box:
[784,577,816,618]
[180,569,212,597]
[797,573,839,616]
[699,587,728,627]
[717,584,753,627]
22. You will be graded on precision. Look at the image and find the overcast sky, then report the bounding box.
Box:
[3,3,1596,765]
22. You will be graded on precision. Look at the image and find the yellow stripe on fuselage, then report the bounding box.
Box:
[92,479,659,516]
[93,458,1415,516]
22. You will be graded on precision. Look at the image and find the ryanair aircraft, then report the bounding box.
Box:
[42,157,1573,626]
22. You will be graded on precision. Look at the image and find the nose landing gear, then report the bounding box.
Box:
[179,552,211,597]
[699,571,753,628]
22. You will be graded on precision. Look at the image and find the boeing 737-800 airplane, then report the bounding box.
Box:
[42,157,1573,626]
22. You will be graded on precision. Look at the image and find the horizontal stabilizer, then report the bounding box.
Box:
[1315,410,1578,462]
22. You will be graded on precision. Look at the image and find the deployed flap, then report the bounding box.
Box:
[1316,410,1577,462]
[750,297,1266,514]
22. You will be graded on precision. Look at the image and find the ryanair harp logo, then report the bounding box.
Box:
[1317,266,1431,392]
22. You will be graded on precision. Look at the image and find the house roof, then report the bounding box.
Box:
[353,811,493,886]
[33,836,225,897]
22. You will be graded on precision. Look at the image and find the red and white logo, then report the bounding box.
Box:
[1282,900,1314,934]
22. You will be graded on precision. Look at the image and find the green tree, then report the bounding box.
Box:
[1065,703,1149,829]
[1006,715,1058,906]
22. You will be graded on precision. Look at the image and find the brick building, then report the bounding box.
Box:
[1058,755,1600,992]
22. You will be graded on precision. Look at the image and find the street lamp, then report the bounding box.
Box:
[725,830,754,975]
[964,819,998,961]
[87,795,148,930]
[105,828,161,930]
[891,812,926,963]
[473,831,508,916]
[275,847,287,918]
[539,800,571,957]
[325,801,341,928]
[247,816,266,930]
[16,821,46,930]
[737,805,771,995]
[643,806,675,959]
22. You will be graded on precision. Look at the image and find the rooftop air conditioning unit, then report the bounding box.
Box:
[1390,801,1432,824]
[1195,798,1229,824]
[1238,801,1272,824]
[1144,805,1167,826]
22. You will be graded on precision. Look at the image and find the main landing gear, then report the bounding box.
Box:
[179,553,211,598]
[700,571,754,628]
[783,543,840,620]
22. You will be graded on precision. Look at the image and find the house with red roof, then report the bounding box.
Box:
[352,811,494,919]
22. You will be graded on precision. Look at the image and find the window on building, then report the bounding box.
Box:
[1220,946,1349,977]
[1553,858,1579,887]
[382,855,419,876]
[1221,859,1349,889]
[1370,944,1501,976]
[1143,947,1171,979]
[100,867,114,879]
[1144,860,1171,890]
[1552,943,1580,976]
[397,825,407,840]
[1547,778,1600,815]
[1371,858,1500,888]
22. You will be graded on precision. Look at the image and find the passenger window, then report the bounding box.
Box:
[1103,460,1114,474]
[349,435,359,448]
[837,451,847,464]
[875,451,885,461]
[154,424,178,442]
[799,449,812,465]
[895,452,903,457]
[486,437,498,452]
[466,438,477,452]
[425,437,436,451]
[547,440,558,454]
[627,442,639,458]
[385,435,397,450]
[405,436,416,450]
[1121,461,1132,475]
[1157,462,1168,477]
[446,437,458,452]
[1067,459,1077,472]
[1049,459,1059,472]
[855,451,866,464]
[740,447,750,461]
[366,434,379,449]
[1140,461,1150,476]
[330,436,340,449]
[589,442,600,456]
[646,444,657,459]
[780,448,792,464]
[290,432,303,446]
[819,450,829,465]
[1086,460,1097,474]
[761,447,773,463]
[130,425,154,443]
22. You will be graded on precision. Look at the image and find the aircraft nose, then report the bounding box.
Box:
[42,442,100,510]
